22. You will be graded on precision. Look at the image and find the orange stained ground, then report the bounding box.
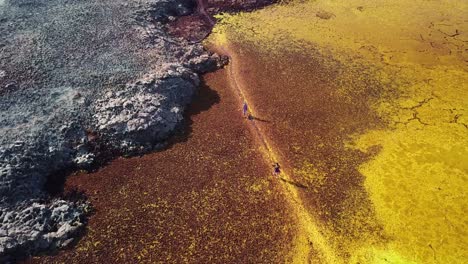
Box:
[26,70,296,263]
[23,1,468,263]
[208,0,467,262]
[217,42,387,263]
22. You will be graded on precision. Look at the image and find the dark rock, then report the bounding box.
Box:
[0,0,221,260]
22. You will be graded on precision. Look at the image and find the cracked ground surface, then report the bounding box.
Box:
[209,0,467,263]
[21,0,467,262]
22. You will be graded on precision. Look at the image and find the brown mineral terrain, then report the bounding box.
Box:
[211,42,386,262]
[26,70,295,263]
[10,0,466,263]
[207,0,468,262]
[167,0,276,42]
[1,0,286,261]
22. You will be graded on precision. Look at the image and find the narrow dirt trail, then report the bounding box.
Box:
[195,1,339,263]
[219,45,339,264]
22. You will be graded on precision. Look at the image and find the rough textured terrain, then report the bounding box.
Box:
[0,0,222,260]
[166,0,276,42]
[209,0,467,262]
[26,69,295,264]
[5,0,465,263]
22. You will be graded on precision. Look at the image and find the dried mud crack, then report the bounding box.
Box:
[207,0,468,262]
[196,1,334,261]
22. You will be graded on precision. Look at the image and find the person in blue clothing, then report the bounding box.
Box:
[242,101,248,117]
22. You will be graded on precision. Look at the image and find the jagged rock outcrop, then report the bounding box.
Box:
[1,200,90,258]
[0,0,223,260]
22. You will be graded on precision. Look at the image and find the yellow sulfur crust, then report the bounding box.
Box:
[207,0,467,263]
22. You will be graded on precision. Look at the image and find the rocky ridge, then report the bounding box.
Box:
[0,0,223,260]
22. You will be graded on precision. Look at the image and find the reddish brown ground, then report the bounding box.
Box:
[227,42,387,253]
[167,0,276,42]
[26,69,295,263]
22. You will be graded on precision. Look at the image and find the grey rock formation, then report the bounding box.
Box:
[1,200,90,257]
[0,0,223,260]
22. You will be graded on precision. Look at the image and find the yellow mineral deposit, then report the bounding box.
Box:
[208,0,467,263]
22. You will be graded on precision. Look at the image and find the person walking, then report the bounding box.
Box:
[273,163,281,176]
[242,101,248,118]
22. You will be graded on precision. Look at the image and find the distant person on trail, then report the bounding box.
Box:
[273,163,281,176]
[242,101,248,117]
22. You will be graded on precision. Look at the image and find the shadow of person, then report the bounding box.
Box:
[250,116,271,123]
